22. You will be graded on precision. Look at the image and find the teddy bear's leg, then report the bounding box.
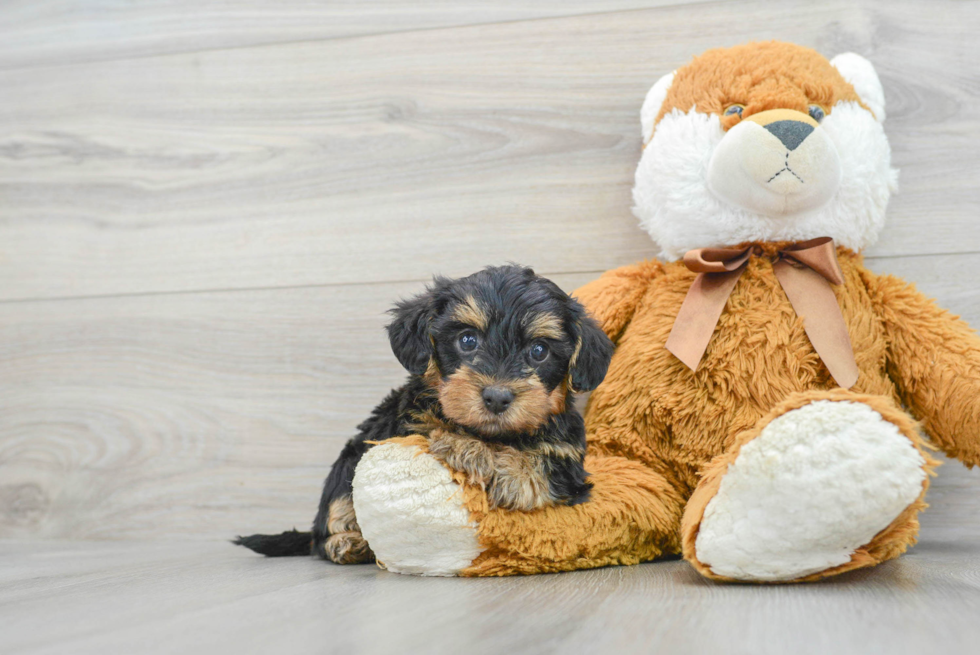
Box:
[353,436,686,576]
[681,390,939,583]
[461,453,685,576]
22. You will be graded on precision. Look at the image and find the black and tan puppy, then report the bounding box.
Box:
[235,265,614,564]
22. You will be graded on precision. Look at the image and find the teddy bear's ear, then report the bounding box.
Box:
[831,53,886,122]
[640,70,675,146]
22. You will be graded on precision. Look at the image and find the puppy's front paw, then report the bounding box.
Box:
[426,429,495,489]
[486,450,552,512]
[323,531,374,564]
[428,431,574,512]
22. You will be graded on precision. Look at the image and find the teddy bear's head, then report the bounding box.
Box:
[633,41,898,260]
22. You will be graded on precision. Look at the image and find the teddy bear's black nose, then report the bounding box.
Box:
[765,120,814,151]
[482,387,514,414]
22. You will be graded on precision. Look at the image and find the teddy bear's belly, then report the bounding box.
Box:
[585,265,893,484]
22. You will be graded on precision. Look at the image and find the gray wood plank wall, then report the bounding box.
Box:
[1,0,979,544]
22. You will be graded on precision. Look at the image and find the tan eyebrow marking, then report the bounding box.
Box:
[525,312,564,340]
[452,295,488,330]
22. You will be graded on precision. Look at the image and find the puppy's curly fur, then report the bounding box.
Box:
[235,265,613,563]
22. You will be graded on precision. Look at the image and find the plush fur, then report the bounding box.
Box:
[353,438,486,576]
[348,41,980,582]
[690,398,929,581]
[235,265,613,563]
[633,42,898,260]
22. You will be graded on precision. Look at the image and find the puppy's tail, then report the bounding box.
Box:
[233,529,312,557]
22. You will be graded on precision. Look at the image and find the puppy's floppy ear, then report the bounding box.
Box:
[386,280,446,375]
[569,304,615,392]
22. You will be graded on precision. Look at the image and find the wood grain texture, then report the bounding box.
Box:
[1,255,979,542]
[0,272,596,540]
[0,0,715,70]
[3,3,980,649]
[2,539,980,655]
[1,0,979,301]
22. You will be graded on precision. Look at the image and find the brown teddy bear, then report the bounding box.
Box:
[350,41,980,582]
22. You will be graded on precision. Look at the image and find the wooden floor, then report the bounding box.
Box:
[3,0,980,652]
[6,535,980,655]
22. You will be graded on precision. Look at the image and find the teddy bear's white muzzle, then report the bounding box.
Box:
[707,117,842,218]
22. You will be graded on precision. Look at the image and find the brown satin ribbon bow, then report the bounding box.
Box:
[664,236,859,389]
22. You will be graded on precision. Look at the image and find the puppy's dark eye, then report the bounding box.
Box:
[528,342,549,363]
[808,104,826,122]
[723,105,744,118]
[457,331,479,354]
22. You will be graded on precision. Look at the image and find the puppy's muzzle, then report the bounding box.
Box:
[482,386,515,415]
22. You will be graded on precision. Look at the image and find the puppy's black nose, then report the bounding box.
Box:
[764,120,814,151]
[482,387,514,415]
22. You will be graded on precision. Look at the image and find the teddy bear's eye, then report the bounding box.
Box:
[723,105,744,117]
[808,104,826,122]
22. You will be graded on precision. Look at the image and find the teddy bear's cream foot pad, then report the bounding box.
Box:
[693,400,927,582]
[352,442,484,576]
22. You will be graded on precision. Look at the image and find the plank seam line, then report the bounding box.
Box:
[0,249,975,305]
[0,269,614,305]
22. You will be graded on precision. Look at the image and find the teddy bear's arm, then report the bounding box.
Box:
[866,270,980,466]
[572,260,665,344]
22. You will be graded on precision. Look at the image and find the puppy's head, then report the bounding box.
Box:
[387,265,613,436]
